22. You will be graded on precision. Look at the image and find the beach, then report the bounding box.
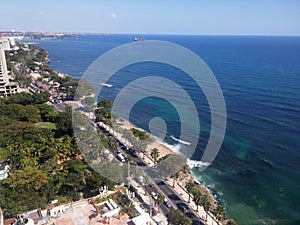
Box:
[112,117,219,208]
[117,117,175,159]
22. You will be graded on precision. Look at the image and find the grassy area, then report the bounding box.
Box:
[35,122,57,130]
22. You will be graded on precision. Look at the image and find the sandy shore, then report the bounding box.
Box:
[117,118,174,159]
[146,142,174,159]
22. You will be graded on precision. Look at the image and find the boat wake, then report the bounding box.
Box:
[102,83,113,87]
[170,135,191,145]
[187,159,210,169]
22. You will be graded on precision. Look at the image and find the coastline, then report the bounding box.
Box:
[23,38,229,224]
[115,117,220,210]
[117,117,176,159]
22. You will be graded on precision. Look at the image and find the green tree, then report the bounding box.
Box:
[214,205,226,222]
[97,99,113,110]
[185,181,195,203]
[193,188,202,212]
[2,166,49,192]
[226,219,238,225]
[94,161,124,184]
[108,136,118,152]
[157,154,186,187]
[202,195,211,221]
[63,159,88,192]
[167,210,192,225]
[23,105,41,122]
[74,79,94,98]
[82,96,96,111]
[37,104,59,122]
[56,106,73,135]
[150,148,160,162]
[156,192,164,213]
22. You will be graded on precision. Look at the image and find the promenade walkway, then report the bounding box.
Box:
[97,120,221,225]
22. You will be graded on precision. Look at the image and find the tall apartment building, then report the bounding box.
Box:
[0,37,19,97]
[0,207,3,225]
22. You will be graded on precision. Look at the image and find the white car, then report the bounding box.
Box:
[151,192,158,200]
[164,198,171,208]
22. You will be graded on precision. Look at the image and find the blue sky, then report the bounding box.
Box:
[1,0,300,35]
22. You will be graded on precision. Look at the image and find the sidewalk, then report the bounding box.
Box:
[131,180,168,225]
[138,152,219,225]
[165,179,219,225]
[97,121,218,225]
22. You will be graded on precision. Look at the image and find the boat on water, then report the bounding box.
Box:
[134,37,145,41]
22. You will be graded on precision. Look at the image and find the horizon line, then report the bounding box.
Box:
[1,30,300,37]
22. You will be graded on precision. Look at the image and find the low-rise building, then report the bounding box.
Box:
[0,160,10,180]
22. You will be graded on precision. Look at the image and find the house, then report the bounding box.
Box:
[131,213,151,225]
[16,209,42,225]
[0,161,10,180]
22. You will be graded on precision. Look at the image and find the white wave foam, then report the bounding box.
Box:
[163,142,182,153]
[170,135,191,145]
[187,159,210,169]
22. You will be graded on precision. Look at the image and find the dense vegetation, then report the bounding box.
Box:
[0,93,115,219]
[167,210,192,225]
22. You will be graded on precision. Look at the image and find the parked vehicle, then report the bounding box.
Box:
[177,203,188,213]
[164,198,171,208]
[151,191,158,200]
[116,153,126,162]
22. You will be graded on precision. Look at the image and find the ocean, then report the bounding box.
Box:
[30,35,300,225]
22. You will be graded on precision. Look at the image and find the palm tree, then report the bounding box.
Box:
[123,129,134,148]
[108,137,118,153]
[226,219,238,225]
[172,171,180,187]
[185,182,195,203]
[193,189,202,212]
[150,148,160,162]
[214,205,225,222]
[157,192,164,213]
[201,195,211,221]
[144,176,150,195]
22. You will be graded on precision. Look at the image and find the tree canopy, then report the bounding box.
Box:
[0,94,115,219]
[167,210,192,225]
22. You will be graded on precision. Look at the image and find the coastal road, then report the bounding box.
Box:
[152,180,205,225]
[145,184,174,216]
[96,118,206,225]
[52,102,68,112]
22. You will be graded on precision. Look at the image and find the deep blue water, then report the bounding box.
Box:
[30,35,300,225]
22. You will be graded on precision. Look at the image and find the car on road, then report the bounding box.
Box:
[164,198,171,208]
[177,203,188,213]
[151,191,158,200]
[168,194,180,201]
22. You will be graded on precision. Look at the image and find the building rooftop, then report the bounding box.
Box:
[0,161,10,171]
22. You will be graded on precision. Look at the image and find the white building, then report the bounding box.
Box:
[0,160,10,180]
[0,37,19,97]
[131,213,151,225]
[0,207,3,225]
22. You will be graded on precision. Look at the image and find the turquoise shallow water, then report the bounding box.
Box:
[32,35,300,224]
